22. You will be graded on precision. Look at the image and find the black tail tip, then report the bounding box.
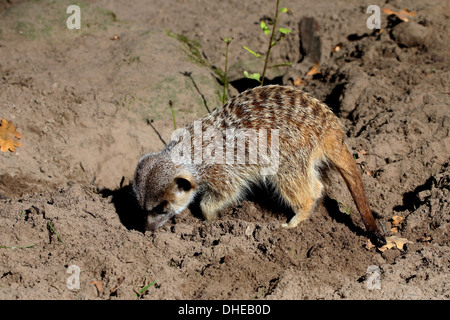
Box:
[369,231,387,247]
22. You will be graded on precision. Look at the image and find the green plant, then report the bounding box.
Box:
[135,280,157,298]
[252,287,268,300]
[0,244,35,249]
[243,0,291,85]
[166,30,209,67]
[146,118,167,146]
[47,220,65,245]
[220,37,233,104]
[181,71,211,113]
[338,201,350,215]
[169,100,177,130]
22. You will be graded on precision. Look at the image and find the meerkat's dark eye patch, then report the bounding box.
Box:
[152,201,168,214]
[175,177,192,192]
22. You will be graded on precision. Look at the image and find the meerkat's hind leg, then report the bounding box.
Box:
[277,169,324,228]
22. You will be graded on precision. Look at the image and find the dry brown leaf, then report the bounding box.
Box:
[293,76,306,87]
[391,215,404,227]
[398,9,417,20]
[294,62,321,86]
[0,118,22,152]
[378,242,394,252]
[110,276,125,294]
[355,149,367,164]
[90,280,103,293]
[365,239,376,250]
[305,62,320,78]
[383,8,396,16]
[378,236,412,252]
[383,8,417,22]
[419,234,432,243]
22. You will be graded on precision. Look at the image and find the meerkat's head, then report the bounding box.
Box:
[132,152,196,231]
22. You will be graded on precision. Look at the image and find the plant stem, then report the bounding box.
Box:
[47,220,65,245]
[169,100,177,130]
[222,40,231,104]
[261,0,280,86]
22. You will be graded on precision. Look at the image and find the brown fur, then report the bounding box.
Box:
[133,85,385,246]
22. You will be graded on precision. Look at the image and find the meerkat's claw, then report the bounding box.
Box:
[281,220,299,229]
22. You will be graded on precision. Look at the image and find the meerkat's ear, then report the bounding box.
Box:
[174,176,195,192]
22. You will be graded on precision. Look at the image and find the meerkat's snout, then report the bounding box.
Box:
[144,201,172,231]
[144,176,196,231]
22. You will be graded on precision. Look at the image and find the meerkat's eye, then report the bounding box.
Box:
[175,177,192,192]
[153,201,168,214]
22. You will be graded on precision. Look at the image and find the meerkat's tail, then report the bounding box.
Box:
[325,139,386,247]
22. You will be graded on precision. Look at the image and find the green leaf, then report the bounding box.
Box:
[260,21,271,35]
[243,71,261,82]
[243,46,261,58]
[47,220,65,245]
[278,27,291,34]
[0,244,35,249]
[136,281,157,297]
[222,37,233,44]
[139,281,157,294]
[280,7,288,13]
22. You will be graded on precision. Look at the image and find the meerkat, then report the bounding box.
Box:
[133,85,386,246]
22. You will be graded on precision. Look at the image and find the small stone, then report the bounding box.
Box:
[391,22,431,48]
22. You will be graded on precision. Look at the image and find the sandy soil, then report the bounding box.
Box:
[0,0,448,300]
